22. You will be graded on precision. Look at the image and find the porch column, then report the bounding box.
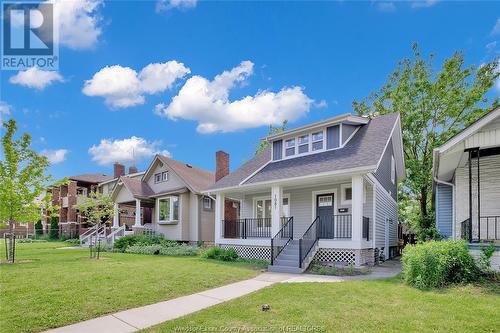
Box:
[134,199,141,226]
[271,185,283,237]
[113,203,119,228]
[215,193,225,243]
[351,175,364,247]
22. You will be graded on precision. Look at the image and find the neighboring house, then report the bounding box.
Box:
[433,107,500,270]
[49,172,114,237]
[109,155,221,243]
[205,113,405,273]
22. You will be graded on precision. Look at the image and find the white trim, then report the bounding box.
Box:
[342,125,361,147]
[217,238,271,246]
[252,194,290,219]
[281,128,327,160]
[239,160,272,185]
[156,195,180,224]
[366,173,397,206]
[210,165,377,193]
[340,183,352,205]
[311,188,338,221]
[435,107,500,153]
[391,155,395,184]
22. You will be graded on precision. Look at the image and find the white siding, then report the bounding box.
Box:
[375,184,398,248]
[465,128,500,150]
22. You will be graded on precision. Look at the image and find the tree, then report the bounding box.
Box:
[255,120,288,155]
[0,119,51,262]
[35,220,43,236]
[48,216,59,240]
[353,44,498,235]
[74,192,114,258]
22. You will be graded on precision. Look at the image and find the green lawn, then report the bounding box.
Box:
[0,241,263,333]
[145,278,500,333]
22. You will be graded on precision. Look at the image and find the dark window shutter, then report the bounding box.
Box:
[272,140,283,160]
[326,125,340,149]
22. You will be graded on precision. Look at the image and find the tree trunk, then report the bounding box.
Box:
[8,220,15,263]
[420,187,428,218]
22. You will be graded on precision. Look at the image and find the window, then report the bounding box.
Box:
[341,184,367,204]
[285,138,295,157]
[254,197,289,225]
[298,135,309,154]
[318,195,333,207]
[154,171,169,183]
[203,197,212,210]
[312,131,323,151]
[391,156,396,184]
[154,173,161,183]
[282,197,290,217]
[158,196,179,222]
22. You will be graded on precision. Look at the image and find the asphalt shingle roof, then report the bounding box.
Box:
[120,176,155,198]
[69,173,114,184]
[207,113,398,190]
[157,155,215,193]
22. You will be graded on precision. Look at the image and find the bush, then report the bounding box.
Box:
[35,220,43,236]
[402,240,478,289]
[64,239,80,246]
[113,234,177,252]
[125,244,200,256]
[202,247,238,261]
[48,217,59,240]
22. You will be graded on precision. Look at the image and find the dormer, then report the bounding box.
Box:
[268,114,369,161]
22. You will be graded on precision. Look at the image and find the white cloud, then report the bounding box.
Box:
[411,0,438,9]
[376,2,396,13]
[155,60,314,133]
[486,41,497,53]
[0,101,12,127]
[89,136,171,166]
[83,61,190,108]
[156,0,197,12]
[50,0,103,49]
[41,149,69,165]
[9,67,63,90]
[492,18,500,36]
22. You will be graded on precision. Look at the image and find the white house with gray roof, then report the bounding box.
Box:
[206,113,405,273]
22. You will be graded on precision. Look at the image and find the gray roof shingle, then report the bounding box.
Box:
[120,176,155,198]
[69,173,114,184]
[207,113,398,190]
[157,155,215,193]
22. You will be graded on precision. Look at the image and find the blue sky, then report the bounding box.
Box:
[1,0,499,180]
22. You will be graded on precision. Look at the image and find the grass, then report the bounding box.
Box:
[0,241,264,333]
[144,277,500,333]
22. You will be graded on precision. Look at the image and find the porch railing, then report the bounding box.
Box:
[318,214,352,239]
[461,216,500,243]
[299,216,320,268]
[271,217,293,265]
[221,218,271,238]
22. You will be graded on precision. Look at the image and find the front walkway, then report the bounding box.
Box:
[44,260,401,333]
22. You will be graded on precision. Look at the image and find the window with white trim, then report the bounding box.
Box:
[254,196,290,226]
[154,171,169,184]
[158,196,179,222]
[298,135,309,154]
[391,155,395,184]
[312,131,323,151]
[203,197,212,210]
[285,138,296,157]
[341,184,367,205]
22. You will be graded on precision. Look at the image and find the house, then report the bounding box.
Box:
[205,112,405,273]
[109,155,225,243]
[49,172,114,237]
[433,106,500,270]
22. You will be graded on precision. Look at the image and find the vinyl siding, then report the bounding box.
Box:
[374,139,397,201]
[273,140,283,161]
[146,160,186,193]
[375,184,398,248]
[326,125,340,149]
[342,124,358,144]
[200,196,215,242]
[436,183,453,238]
[454,154,500,238]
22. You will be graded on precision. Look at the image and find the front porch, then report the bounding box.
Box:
[214,174,376,269]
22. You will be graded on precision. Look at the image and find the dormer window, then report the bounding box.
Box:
[298,135,309,154]
[154,171,168,184]
[312,131,323,151]
[285,138,295,157]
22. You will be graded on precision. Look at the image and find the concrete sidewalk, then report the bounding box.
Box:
[44,260,401,333]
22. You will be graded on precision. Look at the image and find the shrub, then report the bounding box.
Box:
[48,217,59,240]
[202,247,238,261]
[64,239,80,246]
[478,243,496,272]
[402,240,478,289]
[113,234,177,252]
[35,220,43,236]
[125,244,200,256]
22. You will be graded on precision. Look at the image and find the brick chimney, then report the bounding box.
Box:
[129,166,138,174]
[114,162,125,178]
[215,151,230,182]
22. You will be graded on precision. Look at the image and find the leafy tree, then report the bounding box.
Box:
[35,220,43,236]
[255,120,288,155]
[74,192,114,258]
[353,44,498,236]
[0,119,51,262]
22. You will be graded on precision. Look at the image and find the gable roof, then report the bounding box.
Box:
[120,176,155,199]
[143,155,215,194]
[69,173,114,184]
[206,113,401,191]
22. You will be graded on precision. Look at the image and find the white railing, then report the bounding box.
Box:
[106,225,125,244]
[79,225,98,246]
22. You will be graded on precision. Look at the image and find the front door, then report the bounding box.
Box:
[317,194,334,238]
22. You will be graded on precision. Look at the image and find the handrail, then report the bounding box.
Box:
[461,216,500,243]
[79,225,98,245]
[107,225,125,244]
[271,217,293,265]
[299,216,320,268]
